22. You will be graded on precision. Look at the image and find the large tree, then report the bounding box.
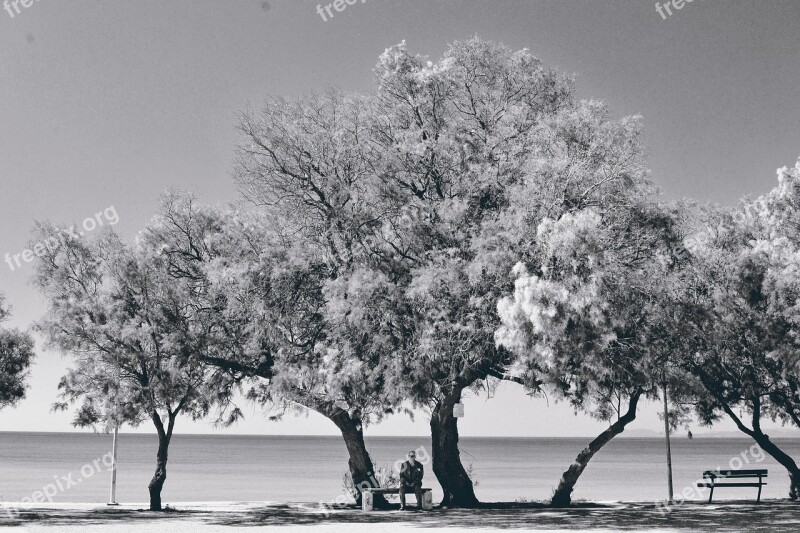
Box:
[140,195,407,506]
[496,195,684,506]
[0,293,35,412]
[362,38,574,507]
[488,64,689,504]
[32,225,232,511]
[234,36,671,507]
[672,160,800,499]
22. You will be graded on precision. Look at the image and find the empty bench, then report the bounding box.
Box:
[697,469,767,503]
[361,487,434,511]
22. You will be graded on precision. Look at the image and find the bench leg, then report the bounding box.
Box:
[708,485,714,504]
[362,491,374,511]
[423,491,433,510]
[757,479,763,503]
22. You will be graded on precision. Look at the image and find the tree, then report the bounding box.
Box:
[489,71,693,504]
[31,225,231,511]
[140,194,407,507]
[673,160,800,499]
[233,77,436,505]
[0,293,35,411]
[234,36,665,507]
[366,37,573,507]
[496,194,684,505]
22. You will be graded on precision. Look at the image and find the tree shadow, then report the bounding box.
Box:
[3,500,800,531]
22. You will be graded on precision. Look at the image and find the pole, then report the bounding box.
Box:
[663,381,674,503]
[108,424,119,505]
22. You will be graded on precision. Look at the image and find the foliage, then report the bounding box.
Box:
[0,293,35,410]
[660,160,800,498]
[140,194,409,429]
[31,225,228,431]
[492,89,680,417]
[676,162,800,425]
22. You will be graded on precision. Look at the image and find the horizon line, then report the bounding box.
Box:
[0,430,781,439]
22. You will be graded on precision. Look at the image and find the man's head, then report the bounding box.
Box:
[408,450,417,463]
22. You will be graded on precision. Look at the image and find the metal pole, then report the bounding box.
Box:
[108,424,119,505]
[663,381,674,503]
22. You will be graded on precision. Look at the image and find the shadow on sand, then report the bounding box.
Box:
[3,500,800,531]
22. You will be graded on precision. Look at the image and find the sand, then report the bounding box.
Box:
[3,499,800,532]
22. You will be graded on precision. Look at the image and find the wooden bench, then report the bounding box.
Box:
[361,487,434,511]
[697,469,767,503]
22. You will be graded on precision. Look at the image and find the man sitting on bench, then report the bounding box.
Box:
[399,450,424,511]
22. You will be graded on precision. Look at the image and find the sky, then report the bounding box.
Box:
[0,0,799,438]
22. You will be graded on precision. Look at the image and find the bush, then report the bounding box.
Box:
[342,462,400,499]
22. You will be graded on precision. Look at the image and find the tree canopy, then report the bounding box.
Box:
[31,223,234,510]
[0,292,35,411]
[672,160,800,499]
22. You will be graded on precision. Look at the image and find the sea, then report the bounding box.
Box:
[1,433,798,506]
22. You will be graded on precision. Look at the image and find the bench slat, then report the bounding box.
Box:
[703,474,767,479]
[362,488,432,494]
[698,482,766,487]
[702,469,767,477]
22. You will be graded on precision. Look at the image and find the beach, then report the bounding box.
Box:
[4,500,800,532]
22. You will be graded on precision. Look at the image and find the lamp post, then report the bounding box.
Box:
[663,381,674,503]
[108,369,121,506]
[108,423,119,506]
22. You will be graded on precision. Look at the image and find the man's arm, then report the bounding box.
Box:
[399,461,410,483]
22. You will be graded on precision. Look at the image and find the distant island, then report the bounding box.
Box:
[619,428,800,439]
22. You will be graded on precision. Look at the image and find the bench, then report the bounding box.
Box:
[361,487,434,511]
[696,469,767,503]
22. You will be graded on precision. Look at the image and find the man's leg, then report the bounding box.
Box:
[399,484,407,509]
[414,483,423,509]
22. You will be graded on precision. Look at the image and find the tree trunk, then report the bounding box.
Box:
[148,412,174,511]
[430,387,479,508]
[329,408,387,507]
[551,390,642,507]
[697,376,800,501]
[749,430,800,500]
